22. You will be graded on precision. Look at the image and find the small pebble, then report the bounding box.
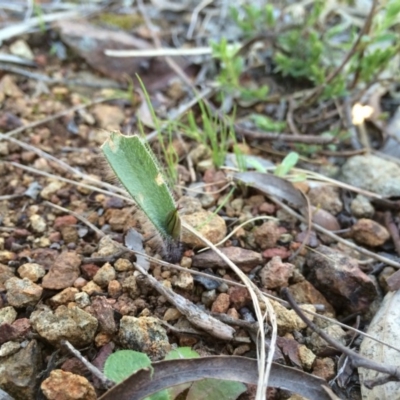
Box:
[41,370,96,400]
[29,214,47,233]
[350,195,374,218]
[108,280,122,298]
[75,292,91,308]
[0,306,17,325]
[93,263,116,287]
[17,263,46,282]
[201,289,217,307]
[114,258,133,272]
[5,277,43,307]
[211,293,230,313]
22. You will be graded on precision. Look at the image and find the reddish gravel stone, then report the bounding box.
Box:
[42,252,81,290]
[253,221,281,249]
[81,264,100,280]
[262,247,291,259]
[228,286,251,309]
[211,293,230,313]
[53,215,78,230]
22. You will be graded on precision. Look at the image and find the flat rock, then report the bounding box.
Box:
[0,340,42,400]
[29,214,46,233]
[192,247,262,272]
[5,277,43,308]
[30,305,98,347]
[312,357,336,381]
[42,252,81,290]
[40,180,64,200]
[92,104,125,131]
[41,369,96,400]
[0,341,20,357]
[48,288,79,307]
[286,280,335,315]
[306,245,377,313]
[122,275,141,299]
[341,154,400,197]
[118,316,170,360]
[181,211,227,249]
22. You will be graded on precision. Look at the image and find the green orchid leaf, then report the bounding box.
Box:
[101,132,181,242]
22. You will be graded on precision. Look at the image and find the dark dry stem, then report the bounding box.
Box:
[282,288,400,389]
[384,211,400,257]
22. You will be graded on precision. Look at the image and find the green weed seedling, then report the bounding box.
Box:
[229,1,400,102]
[103,348,246,400]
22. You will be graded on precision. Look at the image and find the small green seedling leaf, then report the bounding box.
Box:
[274,152,299,177]
[101,132,181,242]
[165,347,200,360]
[104,350,151,383]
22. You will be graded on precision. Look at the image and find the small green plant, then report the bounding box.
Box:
[274,152,299,177]
[185,100,236,168]
[229,0,400,102]
[250,114,286,132]
[211,38,269,101]
[103,348,246,400]
[230,3,276,35]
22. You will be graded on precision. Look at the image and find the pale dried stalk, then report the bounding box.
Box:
[182,221,277,400]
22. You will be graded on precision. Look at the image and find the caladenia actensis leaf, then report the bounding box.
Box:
[101,132,182,263]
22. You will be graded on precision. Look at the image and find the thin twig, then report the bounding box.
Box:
[43,201,104,238]
[283,288,400,388]
[1,97,113,139]
[7,162,132,203]
[384,211,400,257]
[270,196,400,269]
